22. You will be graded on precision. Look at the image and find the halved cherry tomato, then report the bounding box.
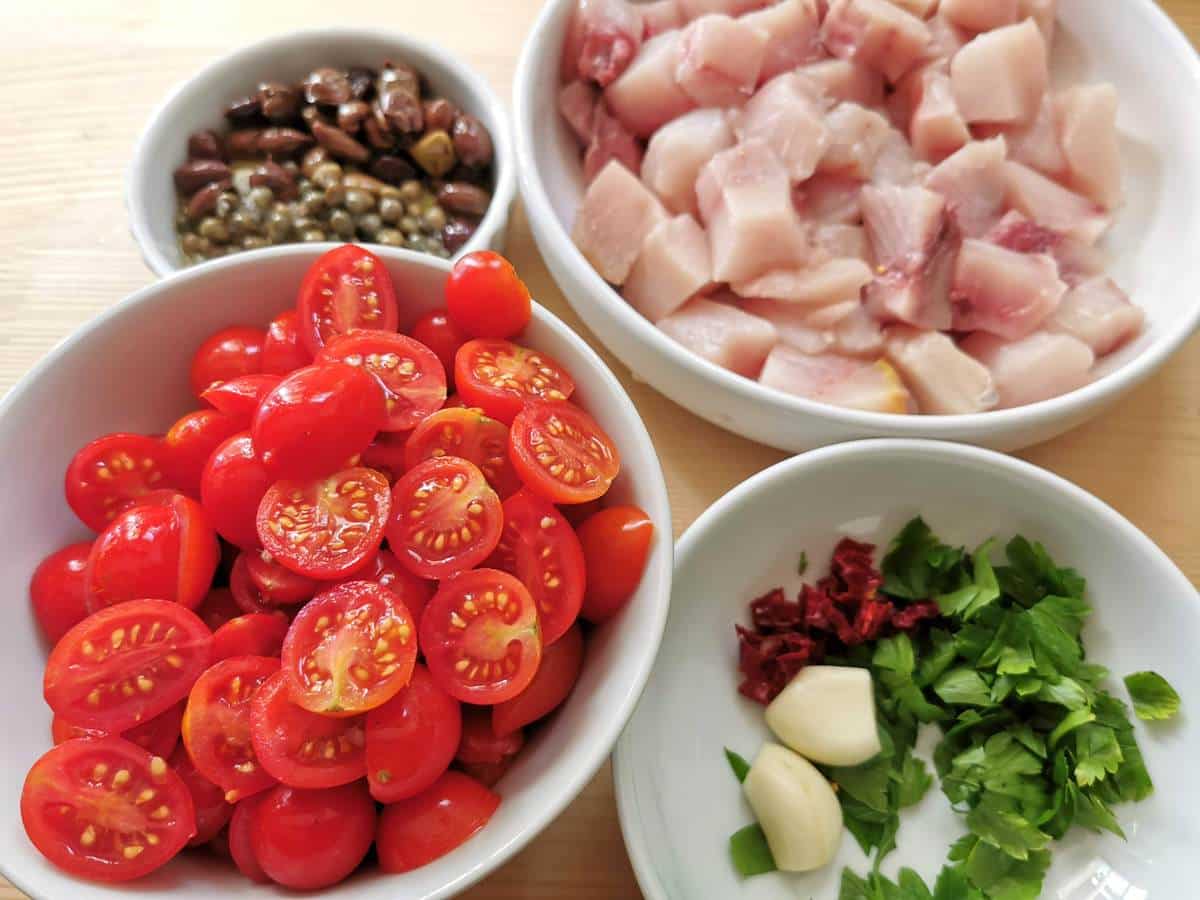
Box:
[51,700,185,760]
[487,490,585,646]
[446,250,533,340]
[212,613,289,661]
[296,244,399,356]
[190,325,266,398]
[250,782,376,890]
[410,309,467,386]
[182,655,279,803]
[281,581,418,716]
[228,793,270,884]
[577,504,654,624]
[195,587,242,632]
[442,393,467,410]
[386,457,502,579]
[454,339,575,424]
[361,431,410,481]
[458,758,516,788]
[252,363,386,480]
[163,409,242,497]
[404,407,522,498]
[337,549,434,634]
[65,433,174,532]
[44,599,213,732]
[251,670,367,789]
[365,664,461,803]
[318,331,447,432]
[20,737,196,883]
[457,705,524,764]
[200,433,272,551]
[261,310,312,376]
[229,553,279,615]
[509,402,620,505]
[30,541,92,644]
[170,744,233,847]
[376,771,499,873]
[493,623,584,736]
[257,466,390,579]
[86,493,219,612]
[245,550,319,603]
[201,374,283,428]
[420,568,542,705]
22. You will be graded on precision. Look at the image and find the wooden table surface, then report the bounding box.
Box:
[2,2,1197,897]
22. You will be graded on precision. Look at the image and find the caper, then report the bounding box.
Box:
[344,188,375,215]
[242,235,269,250]
[300,188,325,213]
[292,215,318,232]
[245,186,274,211]
[265,209,292,242]
[328,208,355,237]
[180,233,212,255]
[357,212,383,238]
[398,179,422,202]
[379,184,402,200]
[324,183,346,208]
[312,161,344,189]
[228,209,259,237]
[421,206,447,232]
[300,228,328,242]
[379,196,403,224]
[399,215,419,235]
[198,217,230,243]
[376,228,405,246]
[215,191,241,218]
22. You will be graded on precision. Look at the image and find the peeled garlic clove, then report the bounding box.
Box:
[742,743,843,872]
[764,665,881,766]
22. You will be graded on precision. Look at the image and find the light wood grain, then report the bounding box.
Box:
[1,2,1197,898]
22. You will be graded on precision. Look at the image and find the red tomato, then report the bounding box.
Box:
[281,581,417,716]
[257,466,390,579]
[493,623,584,735]
[458,758,516,788]
[201,374,283,428]
[487,490,585,646]
[30,541,92,644]
[365,664,461,803]
[195,587,242,631]
[86,493,219,612]
[261,310,312,375]
[250,782,376,890]
[228,793,270,883]
[163,409,242,497]
[509,402,620,505]
[190,325,266,398]
[404,407,522,498]
[442,393,467,410]
[200,433,272,550]
[454,339,575,424]
[410,309,467,386]
[386,457,502,580]
[577,504,655,624]
[181,655,280,803]
[457,705,524,764]
[338,549,434,634]
[296,244,399,356]
[64,433,174,532]
[420,569,542,704]
[360,431,409,482]
[251,671,367,789]
[445,251,533,340]
[252,363,385,480]
[44,599,213,732]
[244,550,319,603]
[212,613,289,661]
[20,737,196,883]
[51,700,185,760]
[376,771,499,873]
[317,331,447,432]
[170,744,233,847]
[229,553,279,615]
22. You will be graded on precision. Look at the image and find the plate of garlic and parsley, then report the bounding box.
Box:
[614,441,1197,900]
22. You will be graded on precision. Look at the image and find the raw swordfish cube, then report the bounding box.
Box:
[572,160,667,285]
[1056,83,1122,209]
[758,344,912,413]
[950,238,1066,339]
[564,0,646,87]
[734,72,831,182]
[657,295,779,377]
[950,19,1048,126]
[742,0,823,84]
[642,108,735,216]
[924,137,1009,238]
[883,326,997,415]
[961,330,1094,408]
[819,103,893,179]
[801,58,885,108]
[641,0,684,37]
[1003,160,1111,245]
[939,0,1018,34]
[821,0,931,85]
[559,80,599,145]
[604,31,696,138]
[732,258,875,308]
[675,14,770,108]
[624,214,713,322]
[1047,276,1143,356]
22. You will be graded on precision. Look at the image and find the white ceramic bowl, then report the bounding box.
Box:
[128,28,516,276]
[0,245,672,900]
[615,439,1199,898]
[514,1,1200,453]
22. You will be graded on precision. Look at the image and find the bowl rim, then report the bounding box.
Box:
[513,0,1200,435]
[612,435,1200,900]
[125,26,517,278]
[0,243,674,900]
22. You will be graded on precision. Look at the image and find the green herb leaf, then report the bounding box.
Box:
[882,517,966,600]
[1048,707,1095,748]
[724,748,751,783]
[961,840,1051,900]
[937,541,1000,621]
[934,668,993,707]
[933,866,986,900]
[1036,676,1091,711]
[874,633,916,676]
[1124,671,1181,721]
[832,756,892,813]
[728,823,776,877]
[1074,723,1124,787]
[797,550,809,575]
[965,794,1050,860]
[1073,788,1125,838]
[895,753,933,808]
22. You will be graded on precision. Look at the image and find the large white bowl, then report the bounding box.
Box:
[128,28,517,276]
[616,439,1199,898]
[0,245,672,900]
[514,1,1200,453]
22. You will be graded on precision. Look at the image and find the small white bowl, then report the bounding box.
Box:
[128,28,516,277]
[616,439,1200,899]
[514,0,1200,453]
[0,245,672,900]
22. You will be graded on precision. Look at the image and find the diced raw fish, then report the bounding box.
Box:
[742,0,822,83]
[950,20,1048,125]
[924,12,969,64]
[886,60,935,131]
[864,238,956,330]
[559,80,599,145]
[793,174,863,224]
[1047,276,1143,356]
[1019,0,1056,47]
[986,211,1105,287]
[604,31,696,138]
[831,304,885,356]
[801,59,886,107]
[804,298,861,329]
[657,296,778,377]
[812,224,872,262]
[819,103,893,179]
[568,0,646,88]
[924,137,1008,237]
[675,14,769,107]
[1003,160,1111,244]
[870,127,931,186]
[741,297,838,354]
[734,72,830,181]
[1056,83,1122,209]
[939,0,1017,33]
[976,97,1065,177]
[696,140,811,283]
[888,0,938,18]
[821,0,931,84]
[583,102,644,181]
[961,331,1093,408]
[732,258,874,306]
[860,184,945,272]
[678,0,773,18]
[910,68,970,163]
[624,215,713,322]
[758,344,911,413]
[572,160,667,284]
[950,238,1065,339]
[884,326,997,414]
[642,108,734,215]
[641,0,684,37]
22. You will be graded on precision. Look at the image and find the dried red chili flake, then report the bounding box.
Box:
[749,588,803,630]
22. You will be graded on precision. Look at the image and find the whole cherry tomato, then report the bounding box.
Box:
[410,309,467,386]
[375,772,499,873]
[190,325,266,398]
[445,251,533,340]
[30,541,93,644]
[577,505,654,624]
[200,433,272,551]
[493,623,584,735]
[163,409,242,497]
[261,310,312,375]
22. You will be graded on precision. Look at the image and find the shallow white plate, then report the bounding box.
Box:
[615,440,1197,898]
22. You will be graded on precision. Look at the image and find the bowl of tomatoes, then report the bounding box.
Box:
[0,243,671,898]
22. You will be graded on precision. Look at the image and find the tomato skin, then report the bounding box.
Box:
[338,549,434,635]
[410,309,468,386]
[30,541,93,644]
[296,244,400,356]
[404,407,523,498]
[261,310,312,375]
[163,409,243,497]
[228,793,271,883]
[455,339,576,425]
[196,587,242,631]
[376,771,499,873]
[458,758,516,787]
[457,705,524,764]
[51,700,185,760]
[190,325,266,398]
[229,553,279,614]
[361,431,410,482]
[201,374,284,428]
[65,433,174,532]
[170,744,233,846]
[200,433,273,551]
[212,613,289,661]
[245,550,319,603]
[509,402,621,505]
[252,363,386,480]
[446,251,534,340]
[44,599,213,732]
[493,623,584,736]
[20,737,196,883]
[577,504,655,623]
[365,664,461,803]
